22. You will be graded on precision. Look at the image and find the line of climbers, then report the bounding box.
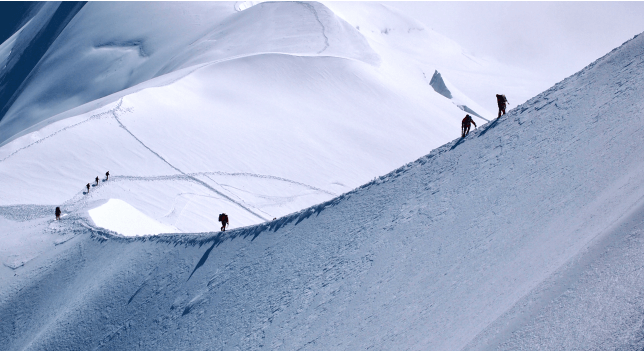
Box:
[55,171,110,220]
[56,169,234,233]
[85,171,109,194]
[461,94,509,138]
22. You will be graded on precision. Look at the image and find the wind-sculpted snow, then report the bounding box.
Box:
[1,33,644,350]
[0,2,85,125]
[428,69,488,120]
[429,70,452,99]
[0,1,378,145]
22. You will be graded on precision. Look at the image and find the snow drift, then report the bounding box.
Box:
[1,27,644,350]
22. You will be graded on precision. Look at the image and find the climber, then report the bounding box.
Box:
[496,94,509,118]
[218,213,229,232]
[461,114,477,138]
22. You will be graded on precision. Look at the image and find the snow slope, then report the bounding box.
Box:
[0,1,543,147]
[0,1,538,236]
[1,30,644,350]
[0,2,85,126]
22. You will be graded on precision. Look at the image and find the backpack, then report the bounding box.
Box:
[218,213,223,222]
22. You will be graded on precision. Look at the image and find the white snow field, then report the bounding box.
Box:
[1,21,644,350]
[88,199,179,236]
[0,2,544,236]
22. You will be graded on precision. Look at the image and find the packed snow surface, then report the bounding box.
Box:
[88,199,179,236]
[1,13,644,348]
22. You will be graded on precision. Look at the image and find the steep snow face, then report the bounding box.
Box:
[0,2,234,145]
[0,2,85,125]
[1,32,644,350]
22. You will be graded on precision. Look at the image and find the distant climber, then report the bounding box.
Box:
[461,114,477,138]
[55,207,61,220]
[95,176,99,186]
[496,94,509,118]
[86,183,90,193]
[218,213,229,232]
[105,171,110,181]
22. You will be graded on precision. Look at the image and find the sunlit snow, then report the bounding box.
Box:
[0,2,546,235]
[1,2,644,350]
[88,199,179,236]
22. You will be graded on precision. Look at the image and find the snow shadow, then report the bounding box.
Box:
[127,284,145,304]
[187,241,216,281]
[477,117,501,138]
[450,137,466,150]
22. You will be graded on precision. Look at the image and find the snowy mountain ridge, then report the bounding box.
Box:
[0,1,545,236]
[1,24,644,350]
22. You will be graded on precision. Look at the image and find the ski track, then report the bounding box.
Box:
[0,100,123,163]
[114,172,336,196]
[78,171,331,221]
[0,100,334,225]
[0,51,372,163]
[201,173,274,219]
[111,110,269,222]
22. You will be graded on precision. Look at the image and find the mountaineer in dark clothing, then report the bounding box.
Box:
[496,94,509,118]
[55,207,61,220]
[461,114,477,138]
[218,213,229,232]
